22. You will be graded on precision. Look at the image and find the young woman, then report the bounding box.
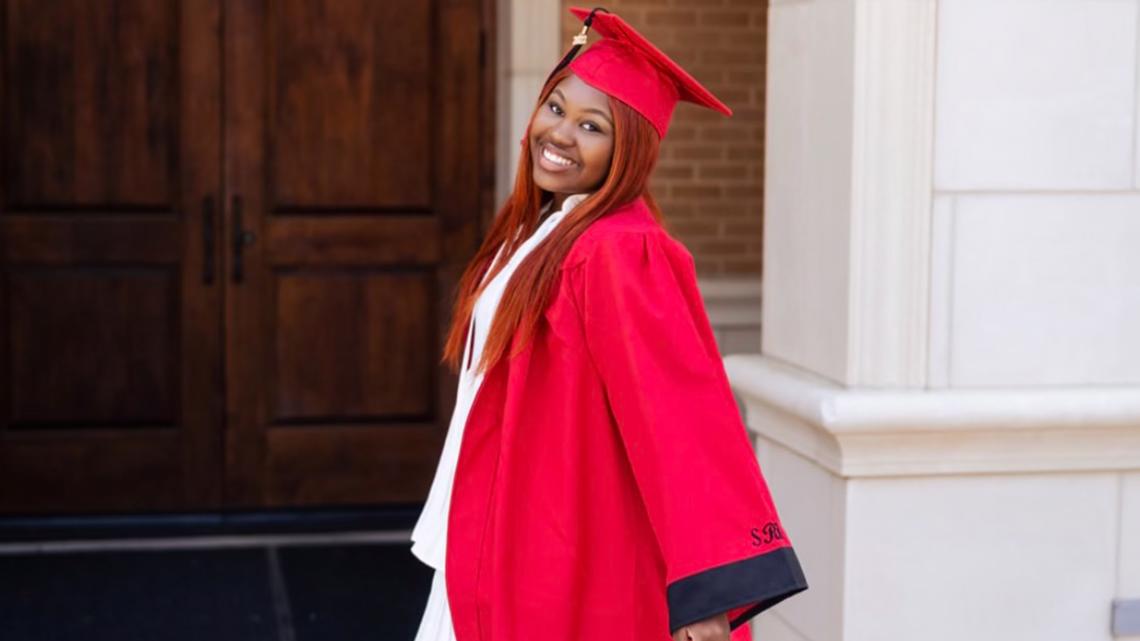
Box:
[410,8,807,641]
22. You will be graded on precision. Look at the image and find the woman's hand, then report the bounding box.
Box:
[672,612,730,641]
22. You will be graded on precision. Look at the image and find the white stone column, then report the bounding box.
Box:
[495,0,561,206]
[731,1,1140,640]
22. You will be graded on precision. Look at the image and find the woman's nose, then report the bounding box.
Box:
[548,119,576,146]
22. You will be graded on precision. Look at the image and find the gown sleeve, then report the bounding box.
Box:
[570,228,808,636]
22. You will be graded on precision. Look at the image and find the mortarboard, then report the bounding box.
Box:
[548,7,733,139]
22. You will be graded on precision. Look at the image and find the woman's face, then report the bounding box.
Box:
[529,74,615,199]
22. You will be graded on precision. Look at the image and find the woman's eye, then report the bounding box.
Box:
[546,101,602,133]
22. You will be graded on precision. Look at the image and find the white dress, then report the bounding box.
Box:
[409,193,589,641]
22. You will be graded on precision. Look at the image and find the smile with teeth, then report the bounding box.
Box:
[542,145,576,167]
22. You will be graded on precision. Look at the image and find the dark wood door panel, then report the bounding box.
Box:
[7,0,177,207]
[273,270,435,422]
[3,218,180,264]
[223,0,489,508]
[265,216,441,266]
[8,267,178,425]
[0,0,489,514]
[264,426,442,506]
[0,432,185,512]
[0,0,223,514]
[270,0,433,208]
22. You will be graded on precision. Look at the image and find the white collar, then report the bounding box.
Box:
[544,192,591,219]
[517,194,592,245]
[561,192,590,214]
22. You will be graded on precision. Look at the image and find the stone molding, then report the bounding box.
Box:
[699,276,763,330]
[726,354,1140,478]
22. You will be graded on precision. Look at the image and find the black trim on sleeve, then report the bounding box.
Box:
[666,546,808,634]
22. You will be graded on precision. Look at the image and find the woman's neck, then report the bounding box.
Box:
[551,192,569,213]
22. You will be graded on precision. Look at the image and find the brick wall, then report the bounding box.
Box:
[559,0,768,276]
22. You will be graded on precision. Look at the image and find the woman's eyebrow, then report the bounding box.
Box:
[552,88,614,128]
[584,108,614,128]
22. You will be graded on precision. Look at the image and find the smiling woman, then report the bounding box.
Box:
[409,7,808,641]
[529,74,616,210]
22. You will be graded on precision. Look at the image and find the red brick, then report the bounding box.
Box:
[700,10,751,27]
[646,10,697,26]
[672,184,724,199]
[728,69,764,84]
[699,164,748,180]
[694,257,723,274]
[673,0,728,6]
[679,106,730,123]
[685,67,728,84]
[697,240,750,255]
[701,47,765,65]
[727,146,762,161]
[725,184,763,198]
[669,220,720,237]
[658,202,696,217]
[654,164,696,180]
[672,145,724,161]
[698,204,754,218]
[723,221,763,236]
[730,107,765,121]
[663,125,698,141]
[723,257,764,274]
[700,126,751,142]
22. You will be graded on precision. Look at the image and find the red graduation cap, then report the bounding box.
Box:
[559,6,732,139]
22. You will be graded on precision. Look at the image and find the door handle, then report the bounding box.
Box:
[202,195,215,285]
[231,195,256,283]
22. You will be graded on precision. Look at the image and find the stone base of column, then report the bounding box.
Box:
[725,355,1140,641]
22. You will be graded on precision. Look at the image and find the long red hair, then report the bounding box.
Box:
[442,67,664,375]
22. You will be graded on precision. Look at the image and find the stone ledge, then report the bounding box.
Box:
[724,355,1140,477]
[697,276,762,329]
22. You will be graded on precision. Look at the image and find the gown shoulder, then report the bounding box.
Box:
[562,197,690,272]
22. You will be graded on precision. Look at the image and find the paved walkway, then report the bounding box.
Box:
[0,533,431,641]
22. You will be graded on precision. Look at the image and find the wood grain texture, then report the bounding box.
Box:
[0,0,491,514]
[0,0,223,513]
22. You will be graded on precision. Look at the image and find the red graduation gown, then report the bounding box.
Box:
[445,196,807,641]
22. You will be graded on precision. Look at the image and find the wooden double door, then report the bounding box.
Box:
[0,0,491,514]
